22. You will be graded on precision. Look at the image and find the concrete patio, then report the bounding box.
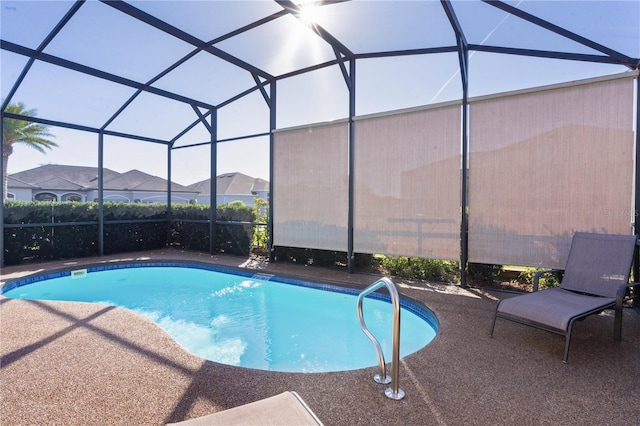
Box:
[1,249,639,425]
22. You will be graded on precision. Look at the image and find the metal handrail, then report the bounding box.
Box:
[357,277,405,400]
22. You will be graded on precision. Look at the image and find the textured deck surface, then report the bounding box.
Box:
[2,249,639,425]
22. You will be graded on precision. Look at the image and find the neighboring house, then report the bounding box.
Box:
[6,165,269,206]
[6,175,37,201]
[6,164,198,204]
[188,172,269,207]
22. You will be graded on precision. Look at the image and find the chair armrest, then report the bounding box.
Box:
[615,284,630,307]
[533,269,562,292]
[619,282,639,305]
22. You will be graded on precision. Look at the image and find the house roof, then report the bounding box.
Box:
[252,178,269,193]
[5,175,36,189]
[8,164,197,194]
[102,169,194,192]
[36,176,85,191]
[8,164,119,189]
[188,172,269,196]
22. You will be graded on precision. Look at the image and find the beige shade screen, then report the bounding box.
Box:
[354,104,462,259]
[273,122,349,251]
[468,76,635,268]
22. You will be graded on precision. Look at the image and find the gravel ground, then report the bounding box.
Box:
[2,249,639,425]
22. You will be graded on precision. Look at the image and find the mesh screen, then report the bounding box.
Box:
[354,104,462,259]
[468,76,635,268]
[273,122,349,251]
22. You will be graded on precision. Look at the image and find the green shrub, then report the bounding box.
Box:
[353,253,376,270]
[4,200,98,223]
[251,198,269,253]
[517,267,561,289]
[4,201,101,263]
[273,246,347,266]
[171,201,255,255]
[171,204,210,251]
[379,256,459,283]
[103,202,168,254]
[467,263,502,285]
[215,201,254,256]
[3,200,257,265]
[171,203,209,220]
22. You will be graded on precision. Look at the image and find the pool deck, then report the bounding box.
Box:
[2,249,639,425]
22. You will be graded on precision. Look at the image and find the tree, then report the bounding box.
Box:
[2,102,57,199]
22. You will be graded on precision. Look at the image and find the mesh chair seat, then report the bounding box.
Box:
[489,232,637,363]
[496,288,615,332]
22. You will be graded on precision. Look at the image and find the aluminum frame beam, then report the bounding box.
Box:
[347,59,356,272]
[1,1,85,111]
[210,110,218,255]
[483,0,637,69]
[268,82,277,261]
[441,0,470,287]
[102,9,286,135]
[1,112,169,145]
[1,40,218,111]
[101,0,273,80]
[470,44,637,66]
[635,79,640,306]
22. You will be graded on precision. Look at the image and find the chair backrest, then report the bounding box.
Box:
[560,232,637,297]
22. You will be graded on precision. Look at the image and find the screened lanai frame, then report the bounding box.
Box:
[1,0,639,287]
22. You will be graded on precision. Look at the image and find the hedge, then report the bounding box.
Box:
[3,201,255,265]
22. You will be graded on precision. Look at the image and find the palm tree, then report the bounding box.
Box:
[2,102,57,199]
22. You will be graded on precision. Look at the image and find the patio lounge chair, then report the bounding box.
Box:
[166,391,323,425]
[489,232,638,363]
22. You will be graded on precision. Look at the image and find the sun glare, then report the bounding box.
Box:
[298,2,320,27]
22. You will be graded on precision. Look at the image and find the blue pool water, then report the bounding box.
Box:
[2,263,438,372]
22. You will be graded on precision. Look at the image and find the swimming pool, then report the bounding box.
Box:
[1,262,438,372]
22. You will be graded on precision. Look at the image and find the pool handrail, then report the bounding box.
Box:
[357,277,405,400]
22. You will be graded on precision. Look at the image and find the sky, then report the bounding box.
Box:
[1,0,639,185]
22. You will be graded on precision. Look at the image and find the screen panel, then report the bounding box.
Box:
[468,76,635,268]
[273,122,349,251]
[354,104,462,259]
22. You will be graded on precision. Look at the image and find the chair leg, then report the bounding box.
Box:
[488,305,500,337]
[562,320,578,364]
[614,287,627,341]
[562,330,572,364]
[614,305,622,342]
